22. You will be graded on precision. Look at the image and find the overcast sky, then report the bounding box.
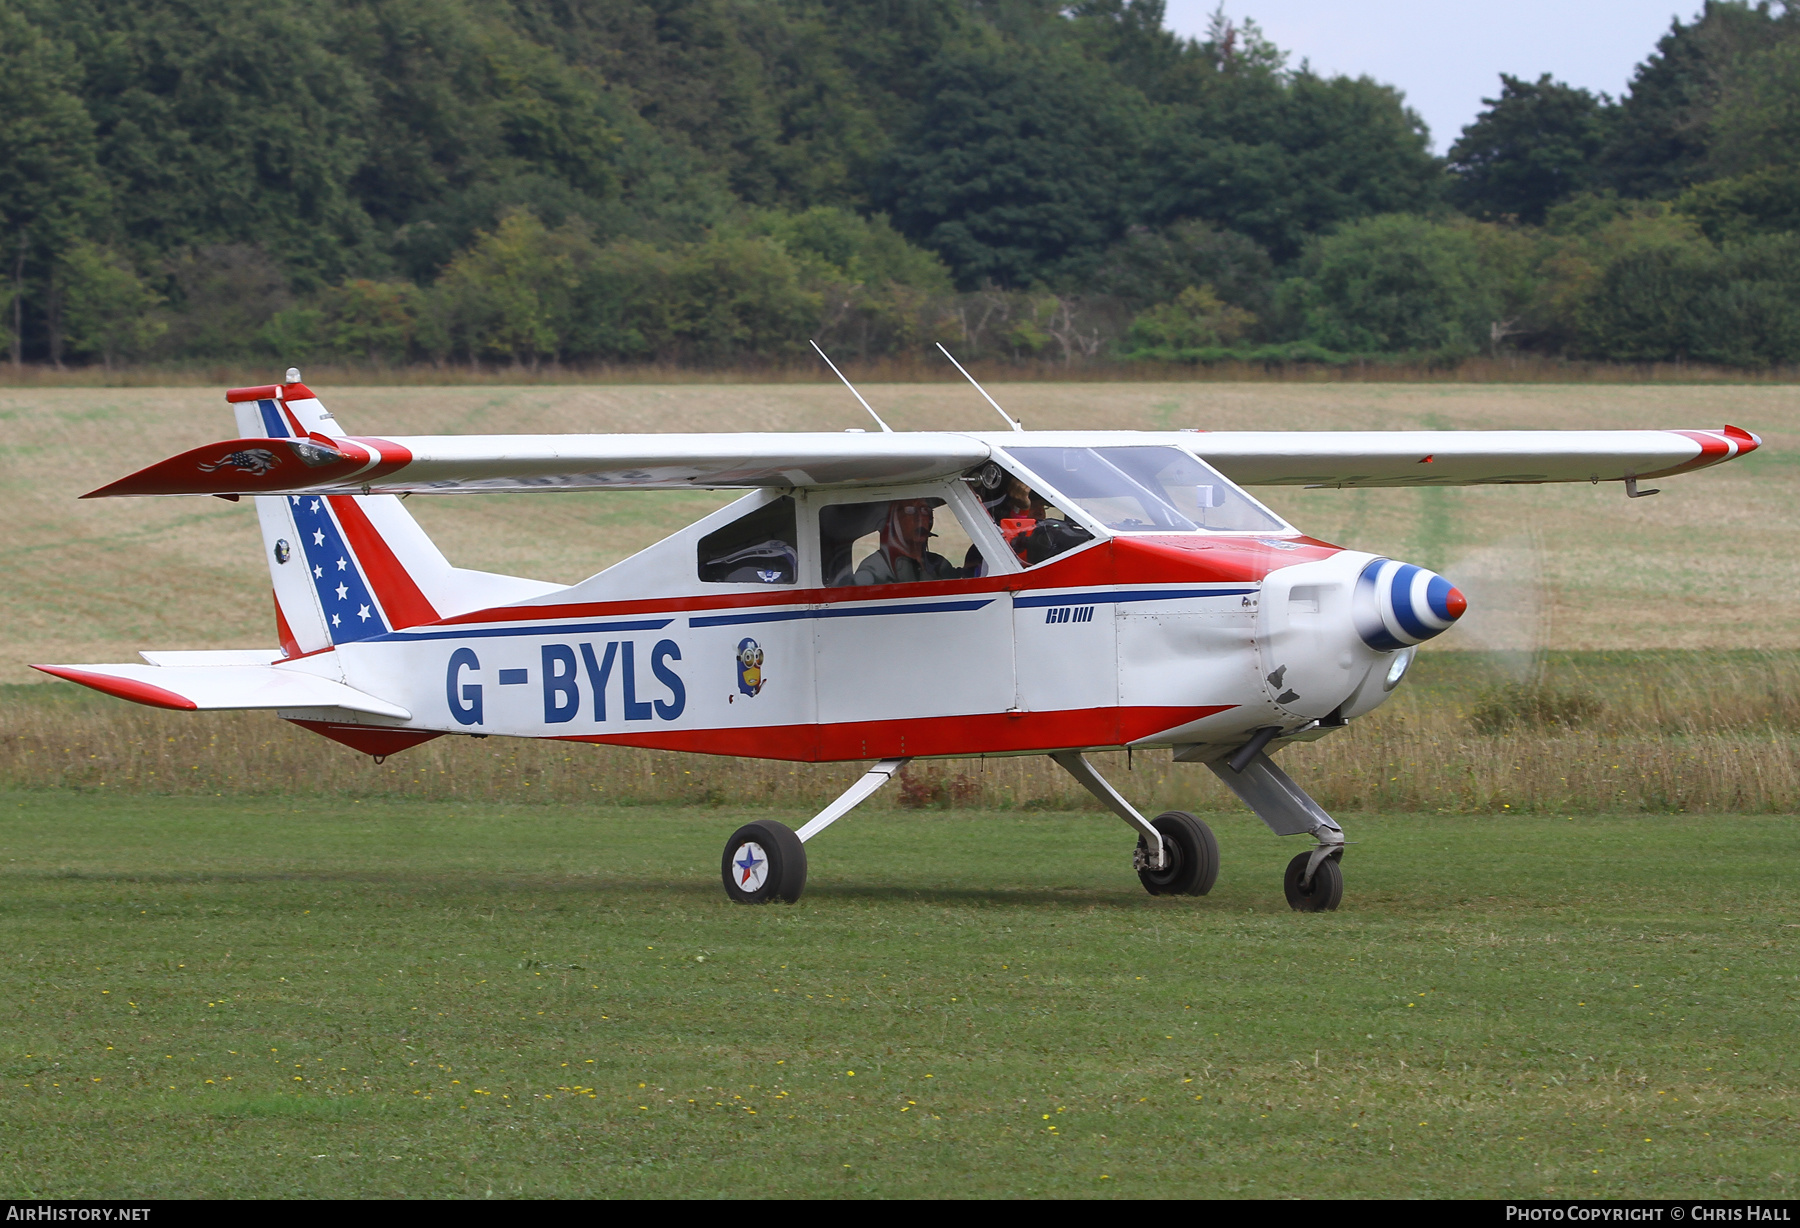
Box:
[1160,1,1699,153]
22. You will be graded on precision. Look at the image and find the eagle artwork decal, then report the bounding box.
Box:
[195,448,279,476]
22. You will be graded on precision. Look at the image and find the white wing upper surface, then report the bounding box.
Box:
[1184,427,1759,487]
[87,431,993,497]
[86,416,1758,498]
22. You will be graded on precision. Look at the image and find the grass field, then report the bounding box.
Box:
[1,791,1794,1199]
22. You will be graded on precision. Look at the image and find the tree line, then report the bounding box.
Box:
[2,0,1797,371]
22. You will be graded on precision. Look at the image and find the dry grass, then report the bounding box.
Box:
[6,651,1797,815]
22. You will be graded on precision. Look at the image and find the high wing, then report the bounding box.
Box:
[82,425,1757,498]
[1190,425,1760,487]
[84,432,991,497]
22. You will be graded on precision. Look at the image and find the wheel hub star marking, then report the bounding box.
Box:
[736,846,764,886]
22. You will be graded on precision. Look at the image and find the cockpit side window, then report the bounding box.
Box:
[1098,446,1286,532]
[697,495,798,584]
[963,461,1095,570]
[819,496,976,588]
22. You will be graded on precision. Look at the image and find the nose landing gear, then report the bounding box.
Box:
[1283,846,1343,911]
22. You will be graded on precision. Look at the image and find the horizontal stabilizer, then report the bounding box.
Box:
[34,662,411,719]
[140,649,280,667]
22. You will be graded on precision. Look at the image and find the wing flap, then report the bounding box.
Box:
[34,663,412,719]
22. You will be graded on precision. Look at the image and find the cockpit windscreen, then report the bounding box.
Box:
[1004,446,1286,534]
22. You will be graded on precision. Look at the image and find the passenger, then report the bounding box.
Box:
[993,475,1048,544]
[853,499,962,585]
[965,471,1092,571]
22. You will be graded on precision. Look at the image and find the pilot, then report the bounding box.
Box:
[853,498,962,585]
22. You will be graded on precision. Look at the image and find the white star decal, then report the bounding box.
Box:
[312,529,325,546]
[335,583,348,600]
[313,564,322,578]
[290,495,300,506]
[309,499,320,513]
[331,613,341,627]
[357,604,371,622]
[336,556,348,571]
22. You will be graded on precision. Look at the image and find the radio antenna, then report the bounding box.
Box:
[936,343,1022,432]
[810,340,892,433]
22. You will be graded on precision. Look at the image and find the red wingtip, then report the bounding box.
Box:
[33,665,198,710]
[1722,424,1761,454]
[82,436,362,498]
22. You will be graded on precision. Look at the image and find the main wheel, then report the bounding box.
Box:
[1136,811,1220,897]
[721,820,808,904]
[1283,850,1343,912]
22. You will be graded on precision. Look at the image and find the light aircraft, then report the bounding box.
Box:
[37,362,1759,910]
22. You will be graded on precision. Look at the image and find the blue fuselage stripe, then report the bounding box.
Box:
[371,618,675,643]
[1014,587,1256,608]
[691,599,994,628]
[368,588,1256,642]
[689,609,811,628]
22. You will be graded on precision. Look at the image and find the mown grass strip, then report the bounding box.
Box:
[1,792,1793,1198]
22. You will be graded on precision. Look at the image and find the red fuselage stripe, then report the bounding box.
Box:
[552,704,1233,763]
[425,536,1332,629]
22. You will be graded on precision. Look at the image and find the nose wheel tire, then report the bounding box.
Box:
[1283,850,1343,912]
[1136,811,1220,896]
[722,820,807,904]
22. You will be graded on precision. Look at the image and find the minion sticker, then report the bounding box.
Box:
[736,637,765,697]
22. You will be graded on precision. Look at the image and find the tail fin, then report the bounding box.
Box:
[236,373,561,656]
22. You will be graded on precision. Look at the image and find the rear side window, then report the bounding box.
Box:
[697,496,797,584]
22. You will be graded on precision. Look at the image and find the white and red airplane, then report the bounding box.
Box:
[37,367,1759,910]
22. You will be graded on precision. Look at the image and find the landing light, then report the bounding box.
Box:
[1384,647,1416,691]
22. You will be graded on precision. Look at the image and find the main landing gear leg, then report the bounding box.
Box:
[1050,752,1219,897]
[720,757,911,905]
[1204,750,1345,912]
